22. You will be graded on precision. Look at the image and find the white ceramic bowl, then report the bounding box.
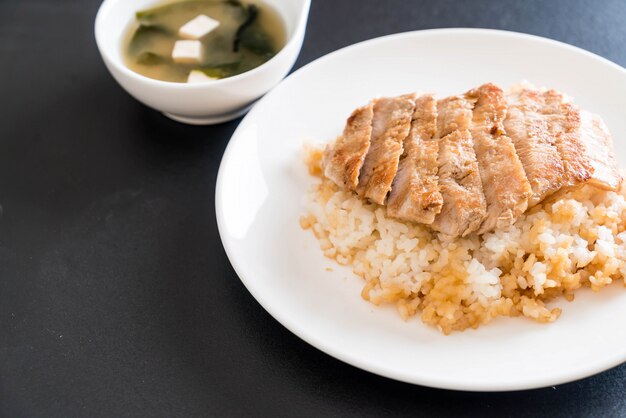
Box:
[95,0,310,125]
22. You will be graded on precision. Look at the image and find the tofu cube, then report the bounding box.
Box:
[179,15,220,40]
[172,40,203,64]
[187,70,218,84]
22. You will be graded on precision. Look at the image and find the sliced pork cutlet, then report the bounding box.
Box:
[544,90,621,191]
[430,95,487,237]
[356,94,416,205]
[387,94,442,224]
[504,87,566,207]
[436,93,474,136]
[579,110,622,190]
[323,102,374,191]
[542,89,593,188]
[467,84,532,234]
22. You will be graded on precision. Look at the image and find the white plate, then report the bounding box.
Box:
[216,28,626,391]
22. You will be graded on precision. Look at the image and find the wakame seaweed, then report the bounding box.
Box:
[233,4,258,52]
[199,61,241,78]
[128,24,171,55]
[136,51,168,66]
[232,4,275,57]
[136,0,244,21]
[239,22,275,57]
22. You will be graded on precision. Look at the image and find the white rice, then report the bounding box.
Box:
[300,149,626,334]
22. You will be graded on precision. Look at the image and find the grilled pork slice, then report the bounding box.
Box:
[430,96,486,237]
[467,84,532,234]
[322,83,621,237]
[504,87,566,207]
[579,110,622,190]
[322,102,374,190]
[542,90,593,187]
[387,94,442,224]
[356,94,416,205]
[436,93,474,136]
[543,90,621,191]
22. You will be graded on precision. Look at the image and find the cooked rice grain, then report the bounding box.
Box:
[301,148,626,334]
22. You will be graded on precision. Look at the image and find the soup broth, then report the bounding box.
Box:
[124,0,286,82]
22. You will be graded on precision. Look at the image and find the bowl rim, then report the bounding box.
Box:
[94,0,311,88]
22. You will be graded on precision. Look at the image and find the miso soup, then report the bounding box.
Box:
[124,0,286,83]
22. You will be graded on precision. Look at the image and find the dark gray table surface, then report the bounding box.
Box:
[2,0,626,416]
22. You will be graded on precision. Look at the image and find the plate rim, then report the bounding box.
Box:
[215,28,626,391]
